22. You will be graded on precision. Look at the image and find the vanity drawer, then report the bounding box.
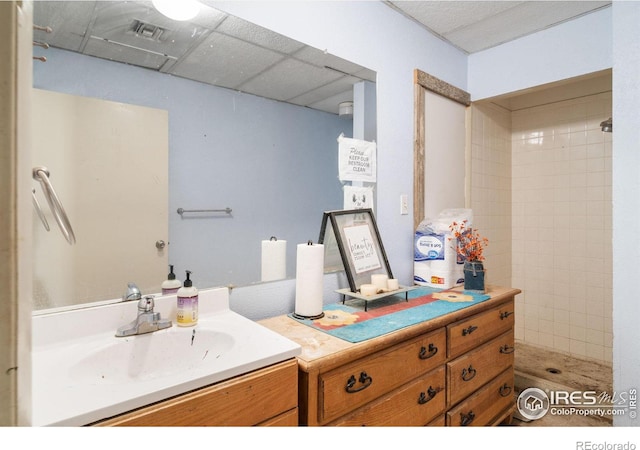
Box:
[95,359,298,426]
[427,415,446,426]
[330,366,446,426]
[319,328,446,423]
[258,407,299,426]
[447,330,514,407]
[447,300,514,358]
[446,368,514,426]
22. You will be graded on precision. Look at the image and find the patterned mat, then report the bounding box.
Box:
[288,286,491,343]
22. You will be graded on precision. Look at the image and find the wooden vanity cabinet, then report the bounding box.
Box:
[259,286,520,427]
[93,359,298,426]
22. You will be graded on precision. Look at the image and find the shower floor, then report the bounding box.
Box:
[512,341,613,427]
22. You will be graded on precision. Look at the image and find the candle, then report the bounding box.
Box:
[387,278,399,291]
[360,284,376,296]
[371,274,389,291]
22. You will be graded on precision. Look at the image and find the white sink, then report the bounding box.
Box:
[32,287,301,426]
[69,328,235,384]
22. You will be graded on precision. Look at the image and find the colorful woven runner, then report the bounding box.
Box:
[288,286,491,343]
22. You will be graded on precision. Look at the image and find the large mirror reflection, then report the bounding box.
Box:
[32,1,377,310]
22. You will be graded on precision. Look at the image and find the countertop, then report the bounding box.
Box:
[259,285,521,373]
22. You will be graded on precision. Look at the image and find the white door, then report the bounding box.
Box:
[423,90,467,220]
[31,89,169,309]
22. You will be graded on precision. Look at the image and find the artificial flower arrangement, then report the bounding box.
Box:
[449,219,489,262]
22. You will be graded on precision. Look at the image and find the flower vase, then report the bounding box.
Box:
[463,261,485,293]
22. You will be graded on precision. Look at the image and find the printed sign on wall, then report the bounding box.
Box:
[338,134,376,182]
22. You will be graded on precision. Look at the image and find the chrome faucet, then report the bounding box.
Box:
[123,282,142,302]
[115,296,172,337]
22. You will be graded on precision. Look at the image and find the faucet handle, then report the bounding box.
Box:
[138,295,155,312]
[123,282,142,302]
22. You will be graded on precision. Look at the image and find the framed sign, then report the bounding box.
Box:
[318,208,393,293]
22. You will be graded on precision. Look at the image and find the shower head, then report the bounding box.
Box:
[600,117,612,133]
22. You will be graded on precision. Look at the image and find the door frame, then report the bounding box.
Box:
[413,69,470,230]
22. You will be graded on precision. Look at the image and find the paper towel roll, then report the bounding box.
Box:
[294,242,325,318]
[261,238,287,282]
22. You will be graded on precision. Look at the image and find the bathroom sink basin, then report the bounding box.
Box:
[32,287,301,426]
[69,328,235,384]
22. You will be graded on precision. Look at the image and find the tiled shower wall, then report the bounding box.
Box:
[469,103,513,289]
[511,92,613,364]
[470,92,613,364]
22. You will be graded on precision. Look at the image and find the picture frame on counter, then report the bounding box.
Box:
[318,208,393,293]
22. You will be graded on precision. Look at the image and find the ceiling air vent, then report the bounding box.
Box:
[131,19,166,42]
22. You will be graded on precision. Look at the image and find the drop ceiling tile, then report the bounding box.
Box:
[238,58,344,102]
[170,32,284,89]
[445,1,612,53]
[353,67,377,83]
[308,91,356,115]
[293,46,369,77]
[33,0,97,51]
[387,1,611,53]
[389,1,523,35]
[215,15,306,55]
[288,75,360,107]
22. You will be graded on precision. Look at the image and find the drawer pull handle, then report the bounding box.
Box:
[461,365,477,382]
[500,344,515,354]
[419,343,438,359]
[462,325,478,336]
[499,383,512,397]
[345,371,373,393]
[460,411,475,426]
[500,311,514,320]
[418,386,438,405]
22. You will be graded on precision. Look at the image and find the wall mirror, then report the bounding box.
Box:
[32,1,377,311]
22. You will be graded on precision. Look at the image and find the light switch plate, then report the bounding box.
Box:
[400,194,408,215]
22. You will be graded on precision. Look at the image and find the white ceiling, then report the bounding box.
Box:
[386,1,611,54]
[33,1,612,114]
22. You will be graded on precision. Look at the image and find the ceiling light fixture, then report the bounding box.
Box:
[339,101,354,119]
[152,0,200,21]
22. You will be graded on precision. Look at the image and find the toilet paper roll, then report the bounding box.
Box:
[429,237,458,272]
[261,238,287,282]
[294,242,325,318]
[414,261,432,285]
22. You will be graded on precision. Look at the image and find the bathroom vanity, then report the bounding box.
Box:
[260,285,520,426]
[31,287,301,426]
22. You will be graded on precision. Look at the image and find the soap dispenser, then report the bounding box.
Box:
[177,270,198,327]
[162,265,181,295]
